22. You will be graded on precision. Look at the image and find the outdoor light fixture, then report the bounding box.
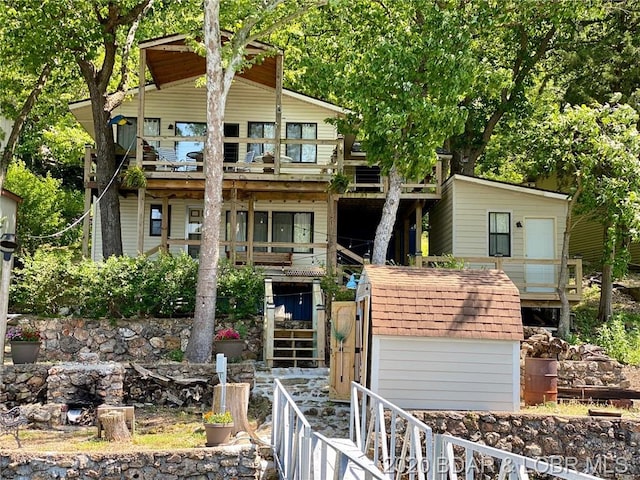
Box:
[0,233,18,261]
[516,221,523,228]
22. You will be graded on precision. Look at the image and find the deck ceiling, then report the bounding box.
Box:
[144,36,279,89]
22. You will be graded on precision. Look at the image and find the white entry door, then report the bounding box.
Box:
[525,218,555,292]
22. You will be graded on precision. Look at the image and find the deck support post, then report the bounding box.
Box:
[312,279,325,367]
[82,145,93,258]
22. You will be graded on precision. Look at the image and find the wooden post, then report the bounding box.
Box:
[160,197,169,253]
[230,188,237,263]
[247,195,254,264]
[312,279,325,367]
[274,53,283,174]
[99,411,131,442]
[264,302,275,368]
[415,203,423,267]
[135,48,147,255]
[213,383,250,435]
[327,194,338,271]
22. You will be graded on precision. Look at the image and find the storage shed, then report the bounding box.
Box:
[355,265,523,411]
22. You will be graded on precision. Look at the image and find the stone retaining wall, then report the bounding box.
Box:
[17,316,262,363]
[559,359,630,388]
[0,445,262,479]
[414,411,640,479]
[0,362,256,408]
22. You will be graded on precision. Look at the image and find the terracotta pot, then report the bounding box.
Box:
[214,339,244,360]
[204,423,234,446]
[11,341,41,364]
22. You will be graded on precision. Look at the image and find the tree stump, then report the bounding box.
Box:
[98,411,132,442]
[213,383,250,435]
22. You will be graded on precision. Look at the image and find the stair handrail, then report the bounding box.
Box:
[312,431,389,480]
[350,381,433,480]
[272,378,313,479]
[433,434,604,480]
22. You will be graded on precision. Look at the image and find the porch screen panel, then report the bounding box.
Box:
[273,212,293,253]
[225,211,247,251]
[272,212,313,253]
[293,213,312,252]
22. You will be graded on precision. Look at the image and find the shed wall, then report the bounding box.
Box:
[427,180,454,255]
[370,335,519,411]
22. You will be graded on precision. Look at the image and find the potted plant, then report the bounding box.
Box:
[202,410,234,446]
[214,327,245,360]
[7,325,42,364]
[328,172,350,194]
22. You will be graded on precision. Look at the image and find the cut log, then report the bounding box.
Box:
[213,383,250,435]
[99,411,132,442]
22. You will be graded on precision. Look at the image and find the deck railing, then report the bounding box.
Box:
[350,382,434,480]
[422,256,583,302]
[433,434,603,480]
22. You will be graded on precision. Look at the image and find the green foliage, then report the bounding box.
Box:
[166,349,184,362]
[4,161,83,253]
[216,261,265,319]
[121,165,147,189]
[327,173,350,193]
[431,254,465,270]
[11,250,263,319]
[595,315,640,365]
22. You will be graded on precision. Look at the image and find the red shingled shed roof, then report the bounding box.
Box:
[361,265,523,341]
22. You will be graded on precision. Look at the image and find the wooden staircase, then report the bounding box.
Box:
[272,328,323,367]
[264,278,326,368]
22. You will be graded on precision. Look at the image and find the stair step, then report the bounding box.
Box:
[274,347,316,351]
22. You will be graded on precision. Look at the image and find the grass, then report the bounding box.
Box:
[522,400,640,418]
[0,407,227,453]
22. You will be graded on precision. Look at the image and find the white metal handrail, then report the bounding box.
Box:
[272,378,313,480]
[350,382,434,480]
[434,434,604,480]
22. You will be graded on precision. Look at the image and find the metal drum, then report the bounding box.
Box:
[524,357,558,406]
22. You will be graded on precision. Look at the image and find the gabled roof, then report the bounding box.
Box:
[359,265,523,341]
[140,33,280,90]
[447,174,569,201]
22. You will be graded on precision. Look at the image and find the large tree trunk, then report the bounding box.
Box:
[185,0,225,363]
[85,82,123,258]
[372,167,403,264]
[0,63,52,191]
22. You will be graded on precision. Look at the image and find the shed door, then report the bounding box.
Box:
[525,218,555,292]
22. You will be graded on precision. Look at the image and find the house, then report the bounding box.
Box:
[427,174,582,324]
[0,113,12,152]
[69,33,442,366]
[355,265,523,411]
[70,34,580,365]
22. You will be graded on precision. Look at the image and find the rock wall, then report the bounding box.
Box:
[16,316,263,363]
[414,411,640,479]
[0,446,262,479]
[0,362,256,409]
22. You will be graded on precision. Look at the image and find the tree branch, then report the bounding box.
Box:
[0,63,52,191]
[117,0,156,94]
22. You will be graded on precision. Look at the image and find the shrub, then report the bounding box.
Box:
[11,249,264,319]
[595,315,640,365]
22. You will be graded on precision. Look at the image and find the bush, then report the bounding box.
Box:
[11,249,263,319]
[595,315,640,365]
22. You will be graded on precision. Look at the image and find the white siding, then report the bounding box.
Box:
[0,195,18,236]
[106,79,339,165]
[427,180,454,255]
[370,336,520,411]
[93,196,328,264]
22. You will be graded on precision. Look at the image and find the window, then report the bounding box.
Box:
[150,204,171,237]
[489,212,511,257]
[224,123,240,163]
[248,122,276,155]
[224,211,269,252]
[117,117,160,150]
[286,123,317,163]
[273,212,313,253]
[187,207,202,258]
[175,122,206,164]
